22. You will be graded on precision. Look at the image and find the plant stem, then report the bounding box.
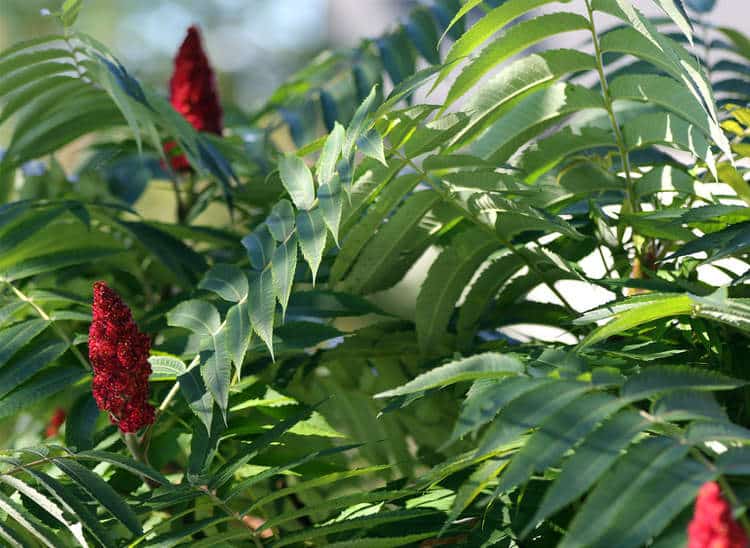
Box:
[157,356,199,419]
[158,382,183,416]
[123,432,160,491]
[123,433,147,464]
[172,177,186,223]
[185,172,197,217]
[597,245,615,279]
[584,0,638,216]
[140,355,200,457]
[201,487,265,548]
[3,280,90,371]
[172,171,198,225]
[3,457,58,477]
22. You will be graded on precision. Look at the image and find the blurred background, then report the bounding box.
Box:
[1,1,745,113]
[0,0,419,111]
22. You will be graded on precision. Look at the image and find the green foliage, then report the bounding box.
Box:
[4,0,750,545]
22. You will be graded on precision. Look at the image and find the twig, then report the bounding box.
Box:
[139,355,200,457]
[583,0,638,216]
[201,487,265,548]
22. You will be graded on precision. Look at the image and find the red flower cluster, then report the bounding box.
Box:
[688,481,748,548]
[165,25,223,171]
[89,282,155,433]
[45,408,66,438]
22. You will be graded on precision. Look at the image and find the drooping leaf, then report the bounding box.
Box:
[329,173,421,286]
[76,450,169,486]
[496,393,623,497]
[64,393,100,452]
[242,223,275,272]
[338,190,444,294]
[437,0,570,89]
[167,299,221,337]
[119,221,206,287]
[444,12,589,109]
[449,377,548,444]
[578,294,693,349]
[416,228,498,354]
[357,130,387,166]
[559,438,696,548]
[0,327,62,398]
[249,266,276,357]
[476,380,591,457]
[0,475,87,547]
[526,410,648,535]
[344,85,379,160]
[271,235,298,320]
[296,208,327,284]
[179,365,213,434]
[203,328,233,420]
[317,122,345,186]
[461,76,602,162]
[211,404,318,488]
[0,365,85,419]
[19,468,112,547]
[406,6,441,64]
[375,353,524,398]
[622,366,745,401]
[0,490,57,548]
[279,154,315,211]
[267,199,296,242]
[52,458,143,536]
[317,174,343,245]
[456,253,525,346]
[225,300,251,375]
[198,263,248,302]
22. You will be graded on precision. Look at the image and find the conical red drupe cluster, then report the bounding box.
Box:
[688,481,749,548]
[45,408,66,438]
[89,282,155,433]
[165,25,223,171]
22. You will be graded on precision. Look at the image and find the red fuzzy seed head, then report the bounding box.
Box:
[89,282,154,433]
[163,140,191,172]
[45,408,66,438]
[688,481,748,548]
[165,25,223,172]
